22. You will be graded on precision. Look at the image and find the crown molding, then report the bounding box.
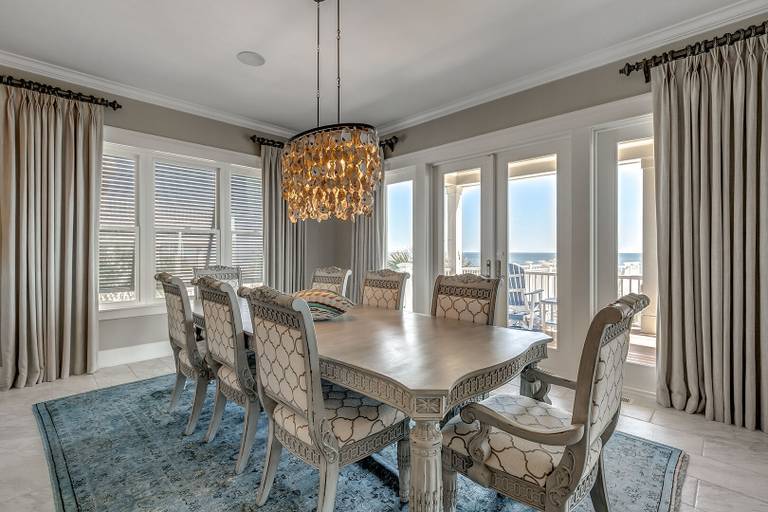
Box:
[377,0,768,135]
[0,49,295,138]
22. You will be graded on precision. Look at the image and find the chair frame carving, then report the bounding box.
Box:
[155,272,214,436]
[192,265,242,299]
[431,273,501,326]
[239,285,412,511]
[311,266,352,297]
[441,293,649,512]
[361,269,411,310]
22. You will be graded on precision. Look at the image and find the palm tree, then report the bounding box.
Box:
[387,249,412,271]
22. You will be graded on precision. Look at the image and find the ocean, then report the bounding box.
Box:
[461,252,642,267]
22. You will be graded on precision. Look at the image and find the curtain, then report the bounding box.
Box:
[262,145,306,293]
[653,36,768,431]
[0,86,102,391]
[348,148,385,303]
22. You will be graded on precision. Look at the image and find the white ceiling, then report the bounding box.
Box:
[0,0,765,136]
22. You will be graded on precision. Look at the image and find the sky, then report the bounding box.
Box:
[385,164,643,255]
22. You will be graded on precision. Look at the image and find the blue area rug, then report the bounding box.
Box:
[34,374,687,511]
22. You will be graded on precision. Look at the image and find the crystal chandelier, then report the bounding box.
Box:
[281,0,382,223]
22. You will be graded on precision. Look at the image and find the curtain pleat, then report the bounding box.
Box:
[262,145,306,294]
[0,86,101,391]
[348,149,385,303]
[653,36,768,431]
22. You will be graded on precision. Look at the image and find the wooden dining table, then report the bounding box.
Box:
[192,298,552,512]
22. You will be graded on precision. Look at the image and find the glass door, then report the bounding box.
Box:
[595,121,657,365]
[495,148,560,339]
[433,156,495,281]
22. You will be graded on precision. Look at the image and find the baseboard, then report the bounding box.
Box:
[623,384,657,401]
[98,340,172,368]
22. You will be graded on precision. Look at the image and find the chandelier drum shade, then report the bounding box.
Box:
[281,0,382,223]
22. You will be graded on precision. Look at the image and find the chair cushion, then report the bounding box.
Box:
[442,394,601,486]
[178,340,207,369]
[273,381,407,447]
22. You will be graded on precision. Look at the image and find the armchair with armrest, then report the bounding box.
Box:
[441,293,649,512]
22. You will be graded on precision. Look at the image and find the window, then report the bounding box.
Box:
[99,154,138,304]
[154,161,219,293]
[385,180,413,310]
[98,136,262,312]
[231,172,264,287]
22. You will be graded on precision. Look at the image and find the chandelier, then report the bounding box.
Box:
[281,0,382,223]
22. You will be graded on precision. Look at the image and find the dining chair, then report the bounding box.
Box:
[431,273,501,325]
[441,293,650,512]
[239,285,412,511]
[193,265,242,299]
[155,272,214,436]
[310,266,352,296]
[192,276,262,474]
[361,269,410,310]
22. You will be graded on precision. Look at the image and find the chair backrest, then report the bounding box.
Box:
[571,293,649,447]
[361,269,410,310]
[193,265,242,299]
[239,285,325,435]
[192,276,254,395]
[155,272,202,364]
[310,266,352,296]
[431,273,501,325]
[507,263,526,307]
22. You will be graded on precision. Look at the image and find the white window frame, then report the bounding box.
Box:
[100,127,260,320]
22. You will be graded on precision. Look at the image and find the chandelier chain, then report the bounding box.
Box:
[316,0,320,127]
[337,0,341,123]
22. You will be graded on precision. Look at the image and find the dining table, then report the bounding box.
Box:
[192,298,552,512]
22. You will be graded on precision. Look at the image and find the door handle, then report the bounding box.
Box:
[485,259,492,277]
[496,259,504,279]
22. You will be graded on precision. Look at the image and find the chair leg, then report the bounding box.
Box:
[397,438,411,503]
[442,466,458,512]
[203,383,227,443]
[317,459,340,512]
[590,452,610,512]
[256,419,283,506]
[169,373,186,411]
[235,399,261,474]
[184,378,209,436]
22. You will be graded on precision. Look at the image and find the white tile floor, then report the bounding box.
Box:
[1,357,767,511]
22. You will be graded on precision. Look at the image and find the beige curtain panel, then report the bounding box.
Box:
[262,145,306,294]
[653,36,768,431]
[0,86,102,391]
[348,148,385,303]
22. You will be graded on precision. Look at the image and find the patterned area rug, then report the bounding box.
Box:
[34,374,687,511]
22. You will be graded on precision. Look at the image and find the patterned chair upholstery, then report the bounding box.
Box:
[155,272,214,436]
[431,274,501,326]
[192,275,261,474]
[441,294,650,512]
[310,266,352,297]
[361,269,410,310]
[239,285,412,511]
[193,265,242,299]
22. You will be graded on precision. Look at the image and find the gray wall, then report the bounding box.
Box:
[385,14,768,157]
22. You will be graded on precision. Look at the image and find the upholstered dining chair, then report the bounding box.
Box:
[192,265,242,299]
[361,269,410,310]
[192,276,261,474]
[431,273,501,325]
[310,266,352,297]
[239,285,412,511]
[155,272,214,436]
[441,293,649,512]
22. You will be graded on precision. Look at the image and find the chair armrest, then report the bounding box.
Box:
[460,402,584,446]
[522,366,577,391]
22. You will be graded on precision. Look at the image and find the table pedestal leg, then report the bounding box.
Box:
[520,363,552,404]
[409,420,443,512]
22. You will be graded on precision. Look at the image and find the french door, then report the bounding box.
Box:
[433,142,565,337]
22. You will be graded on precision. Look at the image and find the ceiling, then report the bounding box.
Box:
[0,0,763,136]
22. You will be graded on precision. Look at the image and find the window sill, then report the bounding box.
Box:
[99,303,166,320]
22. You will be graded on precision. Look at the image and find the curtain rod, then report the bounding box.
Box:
[0,75,122,110]
[619,19,768,83]
[251,134,399,152]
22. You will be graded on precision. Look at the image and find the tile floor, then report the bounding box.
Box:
[1,357,767,511]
